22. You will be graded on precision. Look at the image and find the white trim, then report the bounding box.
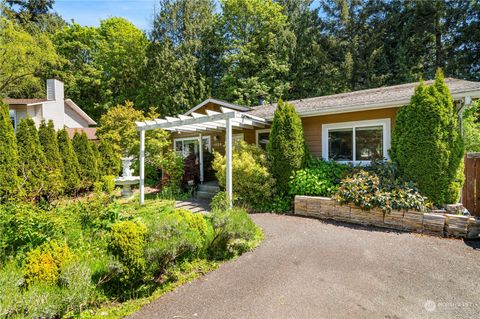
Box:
[232,133,244,143]
[184,98,250,116]
[64,99,97,125]
[255,129,271,147]
[322,118,391,165]
[173,136,212,157]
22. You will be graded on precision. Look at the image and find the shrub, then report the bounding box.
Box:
[57,129,81,194]
[289,160,349,197]
[23,240,73,285]
[209,208,262,259]
[268,99,305,194]
[38,120,64,198]
[73,132,99,190]
[335,170,426,212]
[16,117,49,201]
[463,100,480,152]
[102,175,116,194]
[390,70,464,205]
[108,220,147,280]
[253,194,292,213]
[0,100,20,203]
[210,191,237,212]
[0,203,62,259]
[145,209,212,276]
[213,141,275,209]
[98,139,121,176]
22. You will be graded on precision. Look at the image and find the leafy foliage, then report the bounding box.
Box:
[0,101,20,202]
[463,100,480,152]
[213,141,275,209]
[335,169,427,212]
[289,160,350,197]
[208,208,263,259]
[390,70,464,205]
[268,100,305,194]
[23,240,73,285]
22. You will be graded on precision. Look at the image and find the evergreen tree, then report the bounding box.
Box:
[390,69,464,205]
[57,128,81,194]
[16,117,48,201]
[98,139,121,176]
[267,100,305,194]
[0,101,20,202]
[38,120,64,197]
[72,131,99,190]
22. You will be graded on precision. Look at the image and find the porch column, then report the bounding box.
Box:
[226,118,233,208]
[139,129,145,205]
[199,133,204,183]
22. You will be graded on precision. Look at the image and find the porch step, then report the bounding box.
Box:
[198,184,220,193]
[197,190,217,199]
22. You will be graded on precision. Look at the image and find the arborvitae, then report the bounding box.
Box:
[73,132,99,190]
[390,69,464,205]
[16,118,48,201]
[38,120,64,198]
[0,101,20,202]
[98,139,121,176]
[57,129,81,194]
[267,99,305,194]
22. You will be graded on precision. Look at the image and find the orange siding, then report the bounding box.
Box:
[172,104,398,158]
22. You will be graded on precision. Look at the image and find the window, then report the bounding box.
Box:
[174,136,211,158]
[9,109,16,130]
[256,129,270,150]
[232,133,244,144]
[322,119,390,163]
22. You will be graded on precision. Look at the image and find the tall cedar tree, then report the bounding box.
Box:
[16,118,48,201]
[72,131,99,190]
[390,69,464,205]
[98,139,121,176]
[38,120,64,197]
[0,101,20,201]
[267,100,305,194]
[57,129,81,193]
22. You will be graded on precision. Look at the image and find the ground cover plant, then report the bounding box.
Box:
[0,189,263,318]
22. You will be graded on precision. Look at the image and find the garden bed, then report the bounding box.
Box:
[294,195,480,238]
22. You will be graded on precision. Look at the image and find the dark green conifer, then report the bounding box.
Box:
[16,118,48,201]
[0,101,20,202]
[73,132,99,190]
[98,139,121,176]
[38,120,64,198]
[57,129,81,194]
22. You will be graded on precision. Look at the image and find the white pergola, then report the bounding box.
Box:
[135,107,268,206]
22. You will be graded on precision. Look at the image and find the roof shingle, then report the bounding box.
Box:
[3,98,49,105]
[246,78,480,119]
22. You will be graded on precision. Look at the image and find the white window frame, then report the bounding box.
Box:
[232,133,244,144]
[322,118,391,165]
[255,129,271,148]
[174,136,212,157]
[9,109,16,130]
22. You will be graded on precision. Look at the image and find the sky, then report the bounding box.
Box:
[53,0,158,31]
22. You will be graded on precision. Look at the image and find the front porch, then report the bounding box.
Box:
[136,105,270,206]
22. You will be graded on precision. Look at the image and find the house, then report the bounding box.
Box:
[3,79,97,139]
[135,77,480,205]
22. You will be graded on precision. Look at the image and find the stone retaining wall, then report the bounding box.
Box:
[294,195,480,239]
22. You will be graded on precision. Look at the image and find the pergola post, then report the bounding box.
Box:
[139,129,145,205]
[226,118,233,208]
[199,133,204,184]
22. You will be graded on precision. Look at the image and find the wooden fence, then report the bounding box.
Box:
[463,153,480,216]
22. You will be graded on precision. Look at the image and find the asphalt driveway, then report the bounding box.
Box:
[129,214,480,319]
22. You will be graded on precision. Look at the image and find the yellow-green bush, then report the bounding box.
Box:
[23,240,73,285]
[213,141,275,209]
[102,175,116,194]
[108,220,147,276]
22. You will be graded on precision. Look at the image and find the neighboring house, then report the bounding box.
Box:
[3,79,97,139]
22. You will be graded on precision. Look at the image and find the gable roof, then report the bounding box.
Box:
[246,78,480,119]
[64,99,96,125]
[3,98,49,105]
[184,98,250,115]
